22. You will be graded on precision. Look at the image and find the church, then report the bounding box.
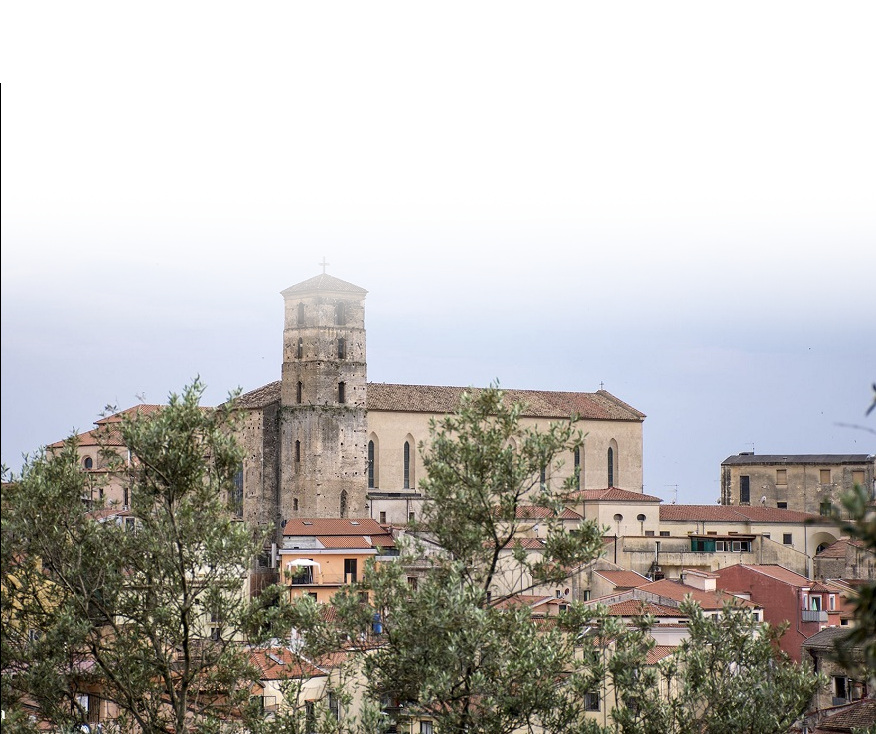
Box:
[232,270,647,539]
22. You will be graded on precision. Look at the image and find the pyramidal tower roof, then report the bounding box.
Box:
[281,273,367,296]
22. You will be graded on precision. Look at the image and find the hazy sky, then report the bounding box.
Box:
[3,2,874,504]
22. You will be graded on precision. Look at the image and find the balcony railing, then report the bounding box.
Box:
[801,609,828,623]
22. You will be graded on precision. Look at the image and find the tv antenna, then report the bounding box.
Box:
[665,484,678,504]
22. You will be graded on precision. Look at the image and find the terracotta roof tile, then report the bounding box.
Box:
[637,579,757,610]
[815,538,868,558]
[646,645,677,664]
[315,534,395,550]
[282,518,387,536]
[363,384,645,421]
[514,505,582,520]
[595,570,651,589]
[248,647,326,680]
[660,504,826,523]
[233,382,646,421]
[570,487,663,503]
[716,564,812,587]
[604,600,682,617]
[812,698,876,731]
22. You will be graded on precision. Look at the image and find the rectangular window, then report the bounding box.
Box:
[740,475,750,504]
[783,533,793,545]
[379,511,387,524]
[659,531,670,537]
[716,541,726,552]
[776,501,787,509]
[409,511,415,522]
[420,723,433,734]
[584,691,600,711]
[344,558,358,584]
[328,692,340,721]
[852,470,865,486]
[731,541,742,552]
[337,337,346,359]
[829,594,836,611]
[834,676,847,702]
[645,530,655,537]
[820,469,831,484]
[776,469,787,485]
[820,500,832,516]
[338,382,346,403]
[407,576,418,590]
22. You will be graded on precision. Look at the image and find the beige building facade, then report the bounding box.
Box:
[720,453,875,514]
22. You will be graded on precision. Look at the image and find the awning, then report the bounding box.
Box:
[286,559,321,568]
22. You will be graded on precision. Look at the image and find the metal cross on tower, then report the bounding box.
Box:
[319,257,330,274]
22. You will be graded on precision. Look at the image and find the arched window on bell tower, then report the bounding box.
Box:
[297,337,303,359]
[340,489,348,518]
[297,381,303,404]
[297,302,305,325]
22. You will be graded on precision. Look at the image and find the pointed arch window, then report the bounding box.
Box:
[574,447,581,490]
[403,441,411,489]
[607,447,614,488]
[368,440,375,488]
[297,381,303,404]
[297,302,305,325]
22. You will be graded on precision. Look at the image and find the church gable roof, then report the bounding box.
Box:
[367,384,645,421]
[281,273,368,296]
[233,382,646,421]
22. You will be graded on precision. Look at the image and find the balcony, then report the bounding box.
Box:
[801,609,828,623]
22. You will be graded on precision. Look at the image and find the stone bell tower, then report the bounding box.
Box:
[279,270,368,520]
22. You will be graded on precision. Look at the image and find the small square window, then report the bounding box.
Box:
[777,501,787,509]
[659,531,670,537]
[783,533,793,545]
[820,469,831,484]
[776,469,787,485]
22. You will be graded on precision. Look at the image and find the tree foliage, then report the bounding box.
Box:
[324,385,609,734]
[1,379,289,734]
[610,599,822,734]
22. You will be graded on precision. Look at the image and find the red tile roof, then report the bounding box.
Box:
[570,487,662,503]
[234,381,645,421]
[316,535,394,550]
[815,538,867,559]
[514,505,582,520]
[604,600,682,617]
[716,564,812,587]
[646,645,677,665]
[248,647,327,680]
[595,570,650,589]
[636,578,757,611]
[659,504,826,523]
[283,518,387,536]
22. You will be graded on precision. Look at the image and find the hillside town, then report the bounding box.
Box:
[3,271,874,734]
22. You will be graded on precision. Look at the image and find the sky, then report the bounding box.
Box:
[2,2,874,505]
